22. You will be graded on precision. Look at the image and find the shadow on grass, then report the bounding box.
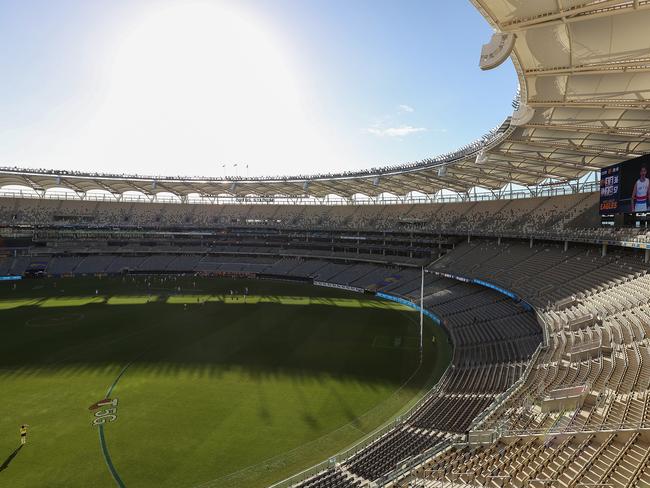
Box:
[0,300,446,387]
[0,445,22,473]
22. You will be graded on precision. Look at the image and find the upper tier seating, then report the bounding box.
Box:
[0,192,615,240]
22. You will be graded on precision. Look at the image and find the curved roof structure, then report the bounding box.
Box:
[1,0,649,199]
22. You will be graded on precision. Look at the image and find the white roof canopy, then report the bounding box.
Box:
[1,0,648,199]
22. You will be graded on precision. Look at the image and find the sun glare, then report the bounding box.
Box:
[79,2,341,176]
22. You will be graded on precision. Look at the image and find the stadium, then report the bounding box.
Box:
[1,1,650,488]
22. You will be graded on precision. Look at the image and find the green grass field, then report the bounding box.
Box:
[0,275,450,488]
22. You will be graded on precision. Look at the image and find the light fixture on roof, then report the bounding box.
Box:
[437,165,447,177]
[480,33,516,71]
[303,181,309,191]
[475,149,489,165]
[372,176,380,186]
[510,103,535,127]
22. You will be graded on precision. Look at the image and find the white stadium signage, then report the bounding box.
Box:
[313,281,364,293]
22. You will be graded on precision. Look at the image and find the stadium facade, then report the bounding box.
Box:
[2,1,650,487]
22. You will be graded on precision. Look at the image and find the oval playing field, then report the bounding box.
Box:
[0,276,450,488]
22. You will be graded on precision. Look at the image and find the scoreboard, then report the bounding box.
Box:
[599,154,650,215]
[599,165,620,214]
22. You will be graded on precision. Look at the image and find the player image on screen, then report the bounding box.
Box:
[631,164,649,213]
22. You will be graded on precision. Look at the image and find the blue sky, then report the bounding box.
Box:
[0,0,517,177]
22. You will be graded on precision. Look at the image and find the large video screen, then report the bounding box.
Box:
[600,154,650,214]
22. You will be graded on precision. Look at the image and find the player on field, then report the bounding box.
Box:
[632,164,649,213]
[20,424,29,445]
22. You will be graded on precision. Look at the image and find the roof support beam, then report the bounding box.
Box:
[458,167,540,187]
[500,1,650,32]
[528,99,650,110]
[400,172,444,191]
[489,149,601,172]
[92,180,122,198]
[522,122,650,138]
[525,58,650,77]
[478,155,583,180]
[20,176,43,192]
[505,138,645,159]
[57,179,87,193]
[410,171,471,193]
[388,175,438,195]
[446,166,514,188]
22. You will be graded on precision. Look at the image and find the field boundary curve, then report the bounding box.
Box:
[190,310,446,488]
[98,361,136,488]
